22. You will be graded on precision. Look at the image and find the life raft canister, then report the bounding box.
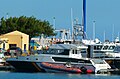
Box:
[80,66,93,74]
[80,66,87,74]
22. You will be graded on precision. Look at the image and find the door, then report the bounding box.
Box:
[24,44,26,52]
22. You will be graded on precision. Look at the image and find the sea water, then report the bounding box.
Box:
[0,71,120,79]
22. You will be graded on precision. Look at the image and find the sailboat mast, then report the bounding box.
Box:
[71,8,74,40]
[83,0,86,39]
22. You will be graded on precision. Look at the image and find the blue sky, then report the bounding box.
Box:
[0,0,120,41]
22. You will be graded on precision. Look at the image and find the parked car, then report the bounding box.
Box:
[7,47,22,56]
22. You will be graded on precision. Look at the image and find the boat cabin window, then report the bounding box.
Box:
[62,49,69,55]
[94,45,102,50]
[52,57,92,63]
[81,49,87,53]
[113,46,120,53]
[72,50,74,54]
[46,49,70,55]
[75,50,77,54]
[72,50,80,54]
[103,46,108,50]
[108,46,115,50]
[92,59,106,64]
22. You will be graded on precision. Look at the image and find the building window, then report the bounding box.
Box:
[9,44,17,48]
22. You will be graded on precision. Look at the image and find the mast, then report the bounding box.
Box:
[53,17,56,38]
[93,21,96,40]
[53,17,56,30]
[71,8,74,40]
[83,0,86,39]
[104,31,106,42]
[118,32,119,39]
[112,24,114,41]
[6,13,9,19]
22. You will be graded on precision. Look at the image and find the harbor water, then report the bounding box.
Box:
[0,71,120,79]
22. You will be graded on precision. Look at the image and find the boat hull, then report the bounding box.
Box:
[7,60,95,73]
[105,58,120,69]
[7,61,45,72]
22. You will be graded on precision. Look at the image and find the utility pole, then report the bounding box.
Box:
[93,21,96,40]
[53,17,56,38]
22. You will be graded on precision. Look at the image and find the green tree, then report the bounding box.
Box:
[0,16,55,39]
